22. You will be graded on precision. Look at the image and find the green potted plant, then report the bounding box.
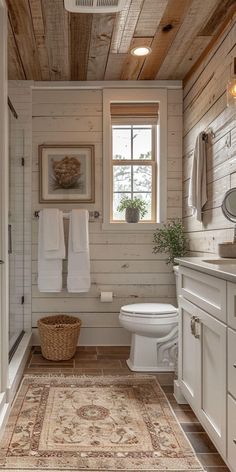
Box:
[153,220,188,264]
[117,196,148,223]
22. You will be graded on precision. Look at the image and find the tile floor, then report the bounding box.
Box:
[24,346,230,472]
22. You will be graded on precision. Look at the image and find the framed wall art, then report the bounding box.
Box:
[39,144,95,203]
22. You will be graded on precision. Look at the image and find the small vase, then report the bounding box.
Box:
[125,207,140,223]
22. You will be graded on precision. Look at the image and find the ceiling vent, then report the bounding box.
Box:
[64,0,126,13]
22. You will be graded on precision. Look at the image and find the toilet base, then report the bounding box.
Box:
[127,333,178,372]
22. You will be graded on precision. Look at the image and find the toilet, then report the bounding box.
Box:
[119,266,179,372]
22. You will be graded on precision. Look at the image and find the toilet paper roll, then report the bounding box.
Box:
[100,291,113,302]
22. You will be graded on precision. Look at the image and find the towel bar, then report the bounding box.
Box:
[34,210,100,219]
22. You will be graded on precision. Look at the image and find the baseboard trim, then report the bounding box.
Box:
[173,379,188,404]
[0,401,10,440]
[7,331,32,404]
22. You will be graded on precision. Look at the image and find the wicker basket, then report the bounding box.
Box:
[38,315,81,361]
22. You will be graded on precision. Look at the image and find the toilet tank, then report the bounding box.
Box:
[173,265,180,298]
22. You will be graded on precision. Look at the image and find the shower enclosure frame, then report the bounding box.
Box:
[8,97,25,360]
[0,0,9,416]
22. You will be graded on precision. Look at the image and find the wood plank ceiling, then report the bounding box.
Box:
[7,0,236,82]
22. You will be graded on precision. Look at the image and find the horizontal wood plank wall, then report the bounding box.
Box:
[32,87,182,345]
[183,18,236,255]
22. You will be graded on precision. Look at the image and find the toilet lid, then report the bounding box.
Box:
[120,303,178,318]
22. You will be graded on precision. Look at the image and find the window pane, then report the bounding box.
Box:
[113,193,131,220]
[133,193,152,220]
[133,165,152,192]
[113,166,131,192]
[133,127,152,160]
[112,127,131,160]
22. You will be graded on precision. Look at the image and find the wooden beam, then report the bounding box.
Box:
[139,0,191,80]
[70,13,93,81]
[172,35,212,80]
[184,6,236,84]
[156,0,223,80]
[111,0,143,54]
[87,14,115,81]
[28,0,50,81]
[134,0,168,37]
[41,0,70,80]
[198,0,236,36]
[120,37,152,80]
[8,17,25,80]
[7,0,42,80]
[104,53,127,80]
[110,1,131,53]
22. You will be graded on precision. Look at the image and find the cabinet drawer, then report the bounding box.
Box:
[228,328,236,398]
[180,267,226,322]
[227,282,236,330]
[227,394,236,471]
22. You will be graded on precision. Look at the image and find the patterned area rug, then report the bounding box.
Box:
[0,375,204,471]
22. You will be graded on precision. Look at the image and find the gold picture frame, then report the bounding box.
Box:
[39,144,95,203]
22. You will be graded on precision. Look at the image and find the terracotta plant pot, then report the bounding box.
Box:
[125,207,140,223]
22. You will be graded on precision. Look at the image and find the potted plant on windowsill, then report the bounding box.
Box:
[117,196,148,223]
[153,220,188,265]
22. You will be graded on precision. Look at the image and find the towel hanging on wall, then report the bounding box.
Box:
[38,209,65,292]
[188,132,207,222]
[67,209,91,293]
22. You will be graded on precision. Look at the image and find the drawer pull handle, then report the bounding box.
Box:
[190,317,196,336]
[194,317,201,339]
[233,439,236,444]
[234,363,236,369]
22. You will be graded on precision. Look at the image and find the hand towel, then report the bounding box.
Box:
[71,209,89,253]
[38,209,65,292]
[42,209,65,259]
[188,132,207,222]
[67,209,91,293]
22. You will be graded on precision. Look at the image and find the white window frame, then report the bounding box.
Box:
[103,88,167,231]
[111,122,157,222]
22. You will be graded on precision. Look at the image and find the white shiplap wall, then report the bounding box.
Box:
[31,86,183,345]
[183,19,236,254]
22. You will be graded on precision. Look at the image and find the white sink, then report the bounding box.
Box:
[203,259,236,265]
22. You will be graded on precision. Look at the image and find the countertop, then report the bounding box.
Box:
[175,256,236,283]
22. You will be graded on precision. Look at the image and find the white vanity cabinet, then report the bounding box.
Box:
[178,295,227,455]
[178,264,236,471]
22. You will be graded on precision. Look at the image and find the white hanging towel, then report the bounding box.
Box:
[188,132,207,222]
[67,209,91,293]
[38,209,65,292]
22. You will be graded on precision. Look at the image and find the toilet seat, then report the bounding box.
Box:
[120,303,178,319]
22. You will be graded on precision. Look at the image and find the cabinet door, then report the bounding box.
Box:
[196,309,227,456]
[178,297,199,408]
[228,394,236,471]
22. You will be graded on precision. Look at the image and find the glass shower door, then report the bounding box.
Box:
[8,110,24,356]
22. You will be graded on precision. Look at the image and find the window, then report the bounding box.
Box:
[103,88,168,231]
[112,123,156,221]
[111,102,158,222]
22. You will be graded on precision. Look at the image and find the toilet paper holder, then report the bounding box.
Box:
[100,292,113,302]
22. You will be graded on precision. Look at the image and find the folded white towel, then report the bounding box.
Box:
[38,209,65,292]
[67,210,91,293]
[188,132,207,222]
[41,209,65,260]
[71,209,89,252]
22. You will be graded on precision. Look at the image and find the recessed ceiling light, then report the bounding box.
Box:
[131,46,152,57]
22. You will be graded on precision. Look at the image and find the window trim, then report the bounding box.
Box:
[102,88,167,231]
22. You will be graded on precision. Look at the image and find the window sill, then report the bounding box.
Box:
[102,222,162,232]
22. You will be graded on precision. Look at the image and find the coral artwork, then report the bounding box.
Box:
[39,144,95,203]
[52,156,81,189]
